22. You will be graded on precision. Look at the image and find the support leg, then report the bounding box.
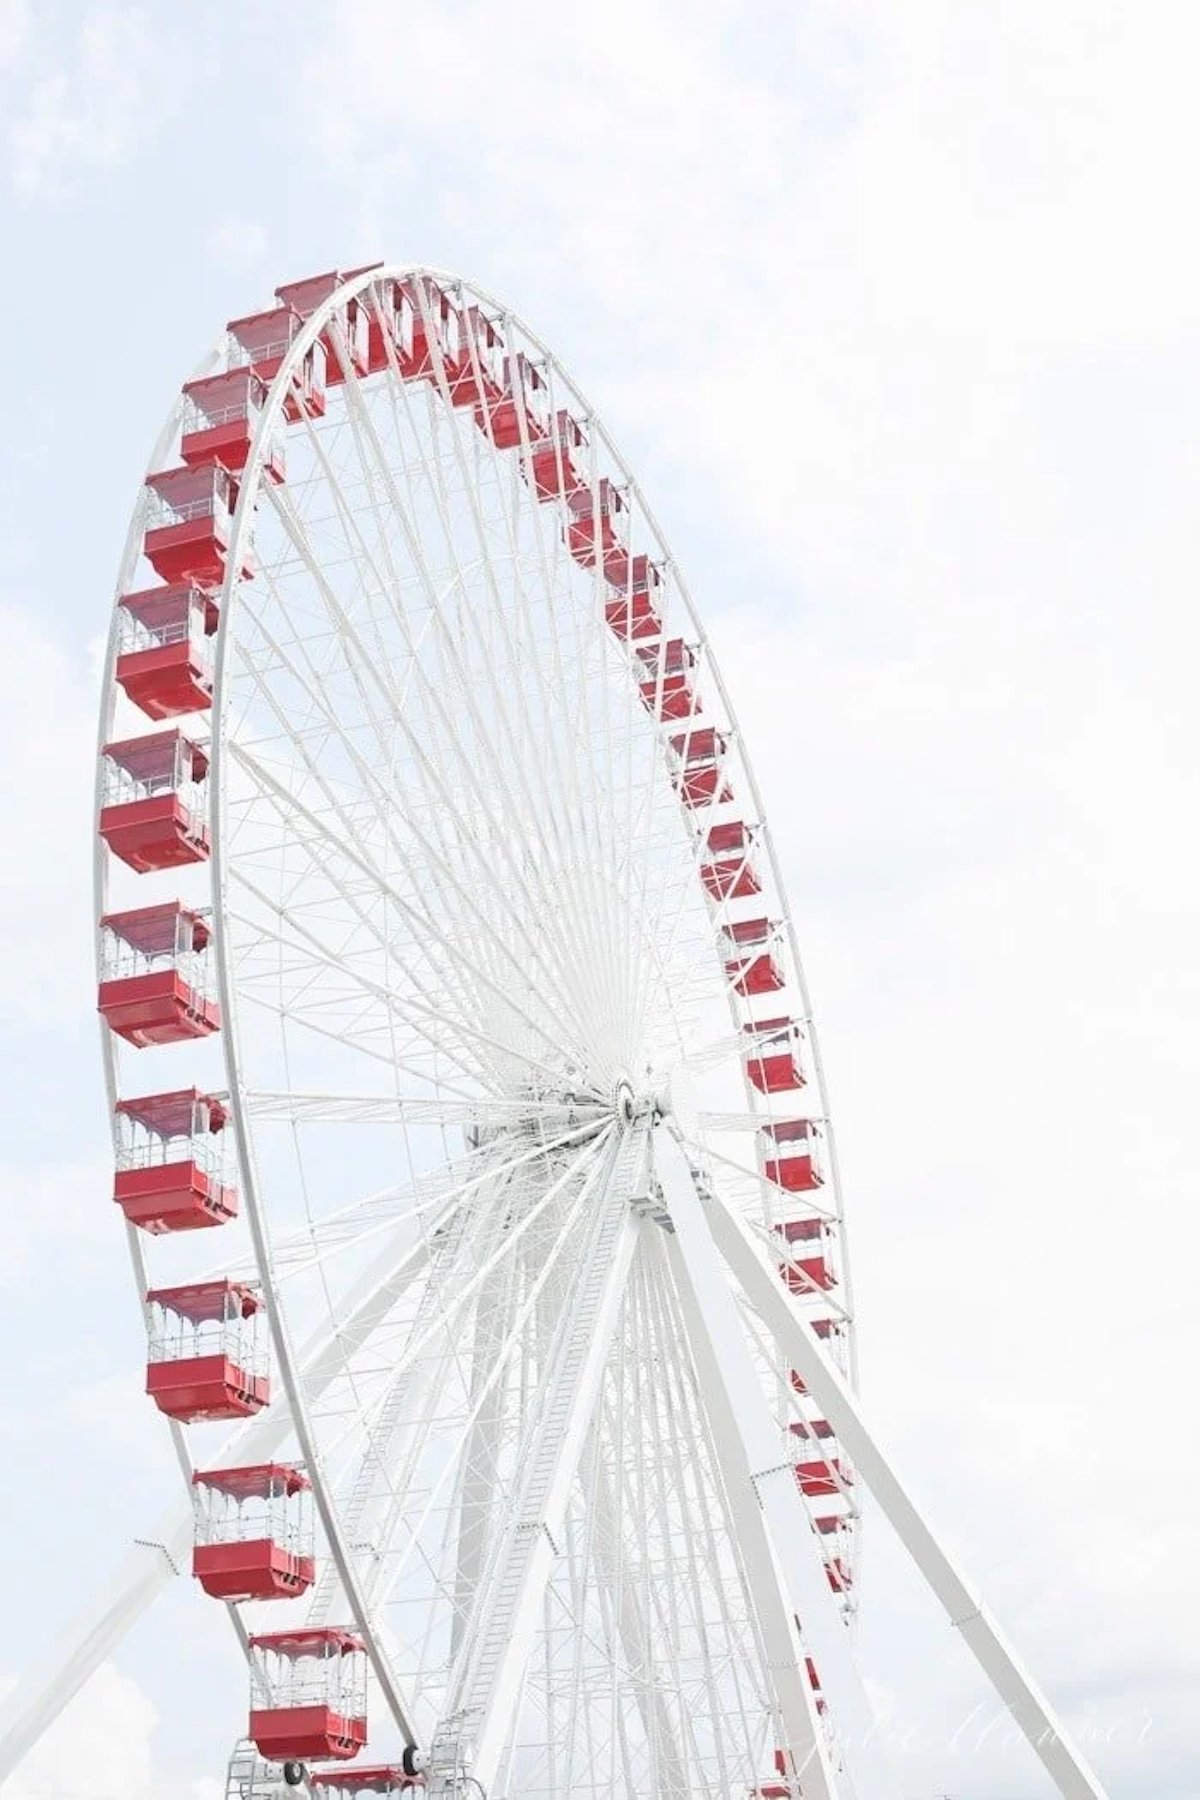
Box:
[701,1165,1111,1800]
[657,1127,901,1800]
[0,1211,446,1783]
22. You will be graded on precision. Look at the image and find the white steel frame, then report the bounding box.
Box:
[0,267,1110,1800]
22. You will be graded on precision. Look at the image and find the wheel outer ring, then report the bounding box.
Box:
[96,264,862,1756]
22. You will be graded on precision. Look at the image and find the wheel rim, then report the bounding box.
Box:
[97,267,859,1797]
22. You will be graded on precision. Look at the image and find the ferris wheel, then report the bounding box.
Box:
[0,267,1109,1800]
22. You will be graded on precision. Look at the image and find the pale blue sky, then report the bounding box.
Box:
[0,3,1196,1796]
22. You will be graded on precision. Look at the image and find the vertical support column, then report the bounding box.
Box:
[656,1127,900,1800]
[450,1251,517,1662]
[703,1172,1111,1800]
[579,1410,692,1800]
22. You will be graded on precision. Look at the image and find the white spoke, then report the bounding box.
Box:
[58,263,1103,1800]
[246,1090,606,1129]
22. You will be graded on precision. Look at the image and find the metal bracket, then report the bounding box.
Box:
[132,1536,181,1576]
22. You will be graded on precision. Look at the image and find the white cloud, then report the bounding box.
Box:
[0,609,99,1027]
[7,4,171,200]
[1,1662,227,1800]
[0,1154,111,1274]
[0,0,29,66]
[0,2,1196,1794]
[1,1663,156,1800]
[303,0,811,324]
[292,4,1200,1790]
[206,214,268,270]
[710,567,1200,1798]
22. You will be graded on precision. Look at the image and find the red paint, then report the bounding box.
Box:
[146,1354,268,1422]
[194,1540,315,1602]
[248,1706,366,1763]
[114,1162,236,1233]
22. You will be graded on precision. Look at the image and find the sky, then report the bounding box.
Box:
[0,1,1197,1796]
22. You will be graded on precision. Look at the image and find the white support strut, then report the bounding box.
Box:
[62,254,1114,1800]
[0,1533,191,1792]
[656,1127,900,1800]
[0,1211,445,1786]
[578,1422,692,1800]
[449,1252,518,1665]
[444,1131,647,1795]
[700,1170,1111,1800]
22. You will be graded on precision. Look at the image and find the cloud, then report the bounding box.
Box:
[712,584,1200,1800]
[0,609,99,1028]
[1,1663,156,1800]
[302,0,837,326]
[206,215,269,270]
[0,2,1196,1794]
[7,4,172,201]
[1,1662,226,1800]
[0,0,30,67]
[0,1153,111,1276]
[289,4,1200,1790]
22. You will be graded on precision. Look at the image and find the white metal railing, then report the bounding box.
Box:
[101,753,207,816]
[144,489,231,530]
[147,1302,268,1376]
[193,1486,313,1556]
[547,412,586,454]
[762,1118,821,1143]
[182,395,260,433]
[114,1116,227,1178]
[569,479,626,516]
[99,932,212,997]
[118,594,211,656]
[227,329,296,369]
[723,927,777,955]
[518,371,551,435]
[436,304,461,361]
[252,1648,366,1715]
[460,319,504,387]
[393,291,415,360]
[327,308,369,371]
